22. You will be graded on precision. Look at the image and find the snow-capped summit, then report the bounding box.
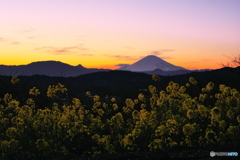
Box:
[117,55,186,72]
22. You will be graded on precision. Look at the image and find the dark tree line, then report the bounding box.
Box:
[0,75,239,159]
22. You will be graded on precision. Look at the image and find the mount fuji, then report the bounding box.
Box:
[117,55,187,72]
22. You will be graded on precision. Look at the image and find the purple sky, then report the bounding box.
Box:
[1,0,240,69]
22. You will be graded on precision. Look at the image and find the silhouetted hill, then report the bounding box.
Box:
[163,66,240,89]
[0,61,110,77]
[144,68,191,76]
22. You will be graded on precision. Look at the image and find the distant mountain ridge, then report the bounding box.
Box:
[118,55,186,72]
[0,56,211,77]
[0,61,110,77]
[143,68,191,76]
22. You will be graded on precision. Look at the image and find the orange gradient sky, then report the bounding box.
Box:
[1,0,240,70]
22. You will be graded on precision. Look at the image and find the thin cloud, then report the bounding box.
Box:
[36,44,88,55]
[115,64,130,67]
[185,59,212,64]
[0,37,19,45]
[148,49,174,59]
[18,29,35,34]
[150,51,161,55]
[28,36,37,39]
[54,49,72,55]
[0,37,24,45]
[36,46,55,51]
[77,54,93,56]
[10,41,21,45]
[105,54,140,61]
[160,56,172,60]
[149,49,175,56]
[0,37,7,42]
[106,49,174,63]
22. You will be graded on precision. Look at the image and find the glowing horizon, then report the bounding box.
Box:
[1,0,240,70]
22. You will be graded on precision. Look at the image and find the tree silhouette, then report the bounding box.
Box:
[220,54,240,67]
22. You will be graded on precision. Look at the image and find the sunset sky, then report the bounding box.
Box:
[1,0,240,70]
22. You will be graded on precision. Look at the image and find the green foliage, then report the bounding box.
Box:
[0,76,239,159]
